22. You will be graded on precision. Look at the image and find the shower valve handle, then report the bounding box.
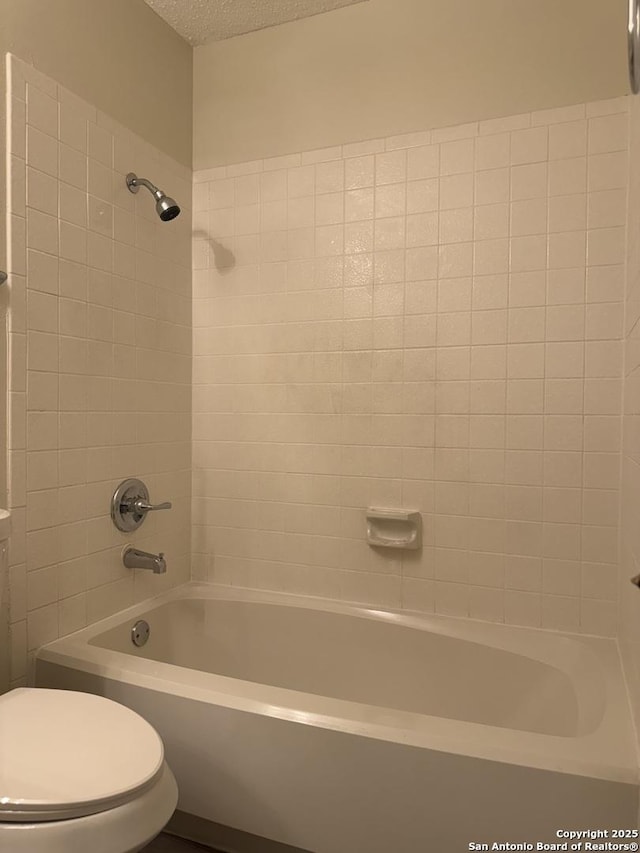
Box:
[131,499,172,515]
[111,478,173,532]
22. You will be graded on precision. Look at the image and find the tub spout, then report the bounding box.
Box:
[123,546,167,574]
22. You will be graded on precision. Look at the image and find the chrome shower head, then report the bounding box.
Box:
[126,173,181,221]
[156,195,180,221]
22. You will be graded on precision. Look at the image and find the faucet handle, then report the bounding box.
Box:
[132,499,172,514]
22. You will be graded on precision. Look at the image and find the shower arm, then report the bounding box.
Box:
[126,174,161,197]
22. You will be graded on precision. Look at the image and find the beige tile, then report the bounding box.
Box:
[588,113,628,154]
[407,145,439,181]
[548,121,587,160]
[27,126,58,177]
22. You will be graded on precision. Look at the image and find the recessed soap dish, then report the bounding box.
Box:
[366,508,422,551]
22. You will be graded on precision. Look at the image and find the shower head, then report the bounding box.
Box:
[126,173,181,221]
[156,195,181,221]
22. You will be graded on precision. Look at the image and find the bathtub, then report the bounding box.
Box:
[36,583,639,852]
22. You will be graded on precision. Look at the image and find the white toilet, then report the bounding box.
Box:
[0,687,178,853]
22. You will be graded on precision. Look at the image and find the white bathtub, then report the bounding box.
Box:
[36,583,639,851]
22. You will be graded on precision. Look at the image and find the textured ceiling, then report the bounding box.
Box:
[144,0,368,45]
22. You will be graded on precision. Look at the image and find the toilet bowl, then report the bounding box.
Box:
[0,687,178,853]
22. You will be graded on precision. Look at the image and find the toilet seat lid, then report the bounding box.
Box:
[0,688,165,821]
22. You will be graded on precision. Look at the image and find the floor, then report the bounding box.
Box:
[142,834,217,852]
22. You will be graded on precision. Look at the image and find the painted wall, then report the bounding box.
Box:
[193,0,628,169]
[6,56,192,686]
[0,0,192,167]
[192,97,627,635]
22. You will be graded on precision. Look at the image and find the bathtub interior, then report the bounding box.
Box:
[88,595,602,738]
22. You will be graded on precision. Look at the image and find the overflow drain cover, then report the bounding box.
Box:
[131,620,150,647]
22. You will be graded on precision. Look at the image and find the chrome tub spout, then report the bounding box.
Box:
[123,546,167,574]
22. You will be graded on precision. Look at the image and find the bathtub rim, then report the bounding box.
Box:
[36,581,639,788]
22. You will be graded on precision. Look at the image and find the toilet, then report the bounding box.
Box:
[0,687,178,853]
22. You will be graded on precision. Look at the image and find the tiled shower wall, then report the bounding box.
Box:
[5,55,192,685]
[192,98,629,637]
